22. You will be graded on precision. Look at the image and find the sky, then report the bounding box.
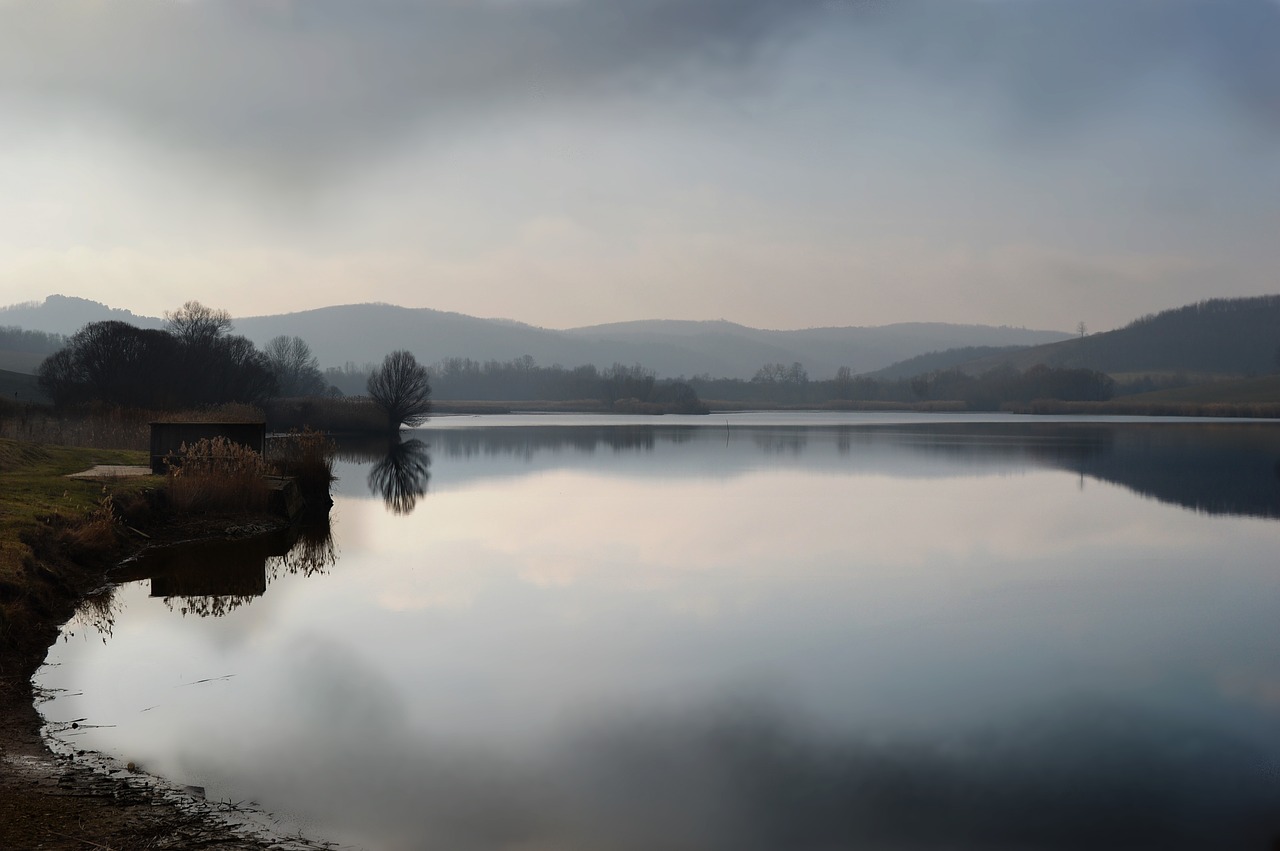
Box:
[0,0,1277,332]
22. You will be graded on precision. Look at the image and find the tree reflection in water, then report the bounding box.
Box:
[103,515,341,619]
[161,517,335,618]
[367,437,431,515]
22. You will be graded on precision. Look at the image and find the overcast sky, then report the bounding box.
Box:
[1,0,1277,331]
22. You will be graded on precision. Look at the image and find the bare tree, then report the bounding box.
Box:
[367,350,432,431]
[165,301,233,344]
[264,335,326,397]
[1077,321,1088,338]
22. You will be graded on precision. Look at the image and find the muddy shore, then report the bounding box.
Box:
[0,510,335,851]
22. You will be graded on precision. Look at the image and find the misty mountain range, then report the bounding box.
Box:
[0,295,1069,380]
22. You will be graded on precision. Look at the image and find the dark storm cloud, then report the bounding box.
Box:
[0,0,829,166]
[0,0,1276,167]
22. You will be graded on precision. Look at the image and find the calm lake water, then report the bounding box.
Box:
[38,413,1280,850]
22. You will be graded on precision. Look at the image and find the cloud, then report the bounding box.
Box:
[2,0,1277,175]
[0,0,829,171]
[859,0,1280,139]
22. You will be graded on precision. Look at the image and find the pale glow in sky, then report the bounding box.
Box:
[2,0,1278,330]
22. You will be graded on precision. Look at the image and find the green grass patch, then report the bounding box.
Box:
[0,439,152,627]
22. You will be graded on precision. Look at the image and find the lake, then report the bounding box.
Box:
[38,413,1280,850]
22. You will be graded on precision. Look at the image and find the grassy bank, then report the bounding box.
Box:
[0,441,154,680]
[0,436,336,849]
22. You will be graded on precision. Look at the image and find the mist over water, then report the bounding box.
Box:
[39,415,1280,849]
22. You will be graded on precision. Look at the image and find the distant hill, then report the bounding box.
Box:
[0,350,48,374]
[0,295,163,335]
[957,296,1280,378]
[224,306,1071,380]
[0,296,1070,380]
[10,293,1280,384]
[175,302,1064,378]
[558,319,1067,380]
[868,346,1031,380]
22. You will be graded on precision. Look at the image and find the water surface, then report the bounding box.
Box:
[40,414,1280,850]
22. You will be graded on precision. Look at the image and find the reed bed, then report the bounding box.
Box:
[262,396,386,434]
[0,405,150,449]
[0,402,267,450]
[267,428,336,496]
[165,436,270,513]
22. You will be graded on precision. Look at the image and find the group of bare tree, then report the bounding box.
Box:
[39,303,276,409]
[37,302,432,430]
[262,334,327,397]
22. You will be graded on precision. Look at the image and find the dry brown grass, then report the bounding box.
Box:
[165,436,270,513]
[0,407,150,449]
[152,402,265,423]
[263,396,386,433]
[61,495,121,555]
[0,403,268,450]
[267,428,336,495]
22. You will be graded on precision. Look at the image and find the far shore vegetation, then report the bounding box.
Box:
[0,297,1277,438]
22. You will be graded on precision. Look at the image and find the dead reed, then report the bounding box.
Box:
[165,436,270,513]
[262,396,386,433]
[267,428,336,495]
[0,402,267,450]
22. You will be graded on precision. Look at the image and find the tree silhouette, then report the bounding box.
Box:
[367,350,432,431]
[38,306,275,408]
[264,335,326,397]
[164,300,232,344]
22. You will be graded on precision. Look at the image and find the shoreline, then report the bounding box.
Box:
[0,454,334,850]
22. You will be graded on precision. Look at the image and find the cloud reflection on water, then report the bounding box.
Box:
[39,418,1280,850]
[391,420,1280,519]
[207,686,1280,851]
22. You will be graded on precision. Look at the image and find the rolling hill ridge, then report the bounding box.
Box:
[949,296,1280,378]
[0,296,1069,380]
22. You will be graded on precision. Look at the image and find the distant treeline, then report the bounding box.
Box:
[0,325,65,354]
[429,357,707,413]
[331,355,1113,411]
[688,362,1115,409]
